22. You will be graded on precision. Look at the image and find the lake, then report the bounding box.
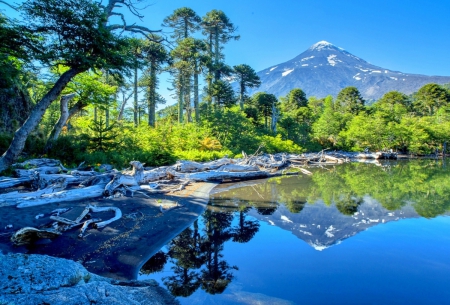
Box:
[139,160,450,305]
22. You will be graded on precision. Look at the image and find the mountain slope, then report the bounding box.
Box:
[251,41,450,100]
[248,197,419,251]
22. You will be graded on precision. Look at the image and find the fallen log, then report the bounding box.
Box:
[0,177,33,189]
[217,164,260,172]
[104,161,168,195]
[13,158,62,168]
[0,178,68,207]
[173,158,234,172]
[172,169,270,182]
[16,184,107,208]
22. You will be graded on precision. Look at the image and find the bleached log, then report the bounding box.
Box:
[0,177,33,189]
[217,164,259,172]
[90,206,122,229]
[323,155,344,163]
[138,185,170,194]
[15,167,61,178]
[299,168,313,175]
[0,178,68,207]
[174,158,234,173]
[104,161,167,194]
[173,170,270,182]
[78,219,96,238]
[13,158,61,168]
[16,184,107,208]
[11,227,62,246]
[75,206,91,223]
[70,170,98,176]
[36,174,87,188]
[255,155,287,169]
[50,216,77,225]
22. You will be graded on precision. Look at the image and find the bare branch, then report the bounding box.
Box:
[0,0,18,10]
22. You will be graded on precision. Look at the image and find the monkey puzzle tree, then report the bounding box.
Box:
[202,10,239,103]
[232,64,261,110]
[163,7,202,124]
[335,86,365,115]
[140,36,169,127]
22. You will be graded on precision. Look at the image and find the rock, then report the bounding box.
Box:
[0,253,178,305]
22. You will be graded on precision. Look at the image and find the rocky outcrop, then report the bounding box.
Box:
[0,253,179,305]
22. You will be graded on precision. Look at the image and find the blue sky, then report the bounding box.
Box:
[128,0,450,76]
[2,0,450,105]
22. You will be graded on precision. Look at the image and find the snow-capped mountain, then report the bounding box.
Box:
[248,197,419,251]
[252,41,450,100]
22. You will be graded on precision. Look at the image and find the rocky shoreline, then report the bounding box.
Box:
[0,253,178,305]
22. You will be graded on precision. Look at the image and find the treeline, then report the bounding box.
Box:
[1,1,449,169]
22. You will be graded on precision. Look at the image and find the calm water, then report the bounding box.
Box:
[140,160,450,305]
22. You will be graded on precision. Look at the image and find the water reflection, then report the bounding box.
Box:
[211,159,450,218]
[141,160,450,301]
[141,208,259,297]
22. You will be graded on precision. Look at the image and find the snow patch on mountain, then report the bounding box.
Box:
[327,55,337,66]
[309,40,334,51]
[282,69,294,77]
[301,56,315,61]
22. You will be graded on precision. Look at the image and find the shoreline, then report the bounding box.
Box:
[0,182,218,280]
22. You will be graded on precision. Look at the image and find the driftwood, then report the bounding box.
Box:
[3,151,365,247]
[1,152,356,210]
[11,227,62,246]
[16,184,107,208]
[0,177,68,207]
[11,204,122,244]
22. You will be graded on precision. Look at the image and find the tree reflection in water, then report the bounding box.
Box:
[140,160,450,297]
[142,205,260,297]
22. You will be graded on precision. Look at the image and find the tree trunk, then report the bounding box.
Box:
[178,74,184,124]
[45,94,76,152]
[105,107,110,128]
[194,61,200,122]
[214,27,220,81]
[134,63,138,127]
[148,61,156,127]
[239,83,245,110]
[185,74,191,123]
[0,67,83,172]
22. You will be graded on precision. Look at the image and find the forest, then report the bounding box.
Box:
[1,0,450,171]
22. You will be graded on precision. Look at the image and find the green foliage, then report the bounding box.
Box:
[257,134,303,154]
[21,0,132,72]
[210,80,235,107]
[250,92,277,129]
[335,86,365,114]
[413,83,450,116]
[162,7,201,41]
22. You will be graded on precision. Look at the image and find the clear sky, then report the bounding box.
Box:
[3,0,450,104]
[129,0,450,76]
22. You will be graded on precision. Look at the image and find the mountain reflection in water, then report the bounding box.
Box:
[140,160,450,304]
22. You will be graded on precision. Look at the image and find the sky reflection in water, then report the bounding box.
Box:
[140,160,450,305]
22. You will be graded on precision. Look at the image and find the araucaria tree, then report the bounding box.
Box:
[141,36,169,127]
[202,10,239,103]
[163,7,202,123]
[0,0,159,171]
[233,64,261,110]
